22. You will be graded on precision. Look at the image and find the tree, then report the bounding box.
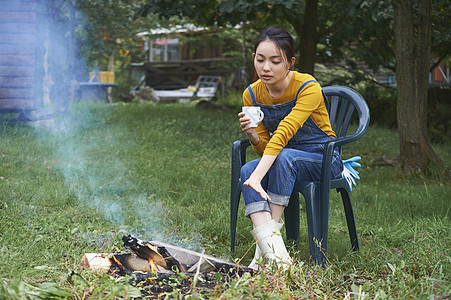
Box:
[136,0,449,175]
[44,0,156,109]
[77,0,155,70]
[135,0,361,75]
[328,0,450,85]
[392,0,441,174]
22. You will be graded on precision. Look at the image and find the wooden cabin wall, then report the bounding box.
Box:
[0,0,44,111]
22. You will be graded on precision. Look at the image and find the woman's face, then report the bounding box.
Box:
[253,40,295,87]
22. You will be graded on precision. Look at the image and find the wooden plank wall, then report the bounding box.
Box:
[144,58,229,90]
[0,0,44,111]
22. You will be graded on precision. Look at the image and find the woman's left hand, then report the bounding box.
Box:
[243,176,271,201]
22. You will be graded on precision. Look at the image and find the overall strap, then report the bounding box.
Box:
[295,79,317,100]
[294,80,329,111]
[247,85,258,105]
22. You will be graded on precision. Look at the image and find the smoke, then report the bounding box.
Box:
[52,110,174,244]
[1,1,194,247]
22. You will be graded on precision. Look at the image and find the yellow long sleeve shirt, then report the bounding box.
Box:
[243,72,336,157]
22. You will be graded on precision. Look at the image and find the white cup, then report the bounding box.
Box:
[242,106,264,128]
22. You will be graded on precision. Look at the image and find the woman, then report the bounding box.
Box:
[238,26,343,269]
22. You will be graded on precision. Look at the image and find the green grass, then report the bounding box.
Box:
[0,102,450,299]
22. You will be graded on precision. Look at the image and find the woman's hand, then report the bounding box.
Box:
[243,175,271,201]
[238,112,253,133]
[238,112,260,145]
[242,155,277,202]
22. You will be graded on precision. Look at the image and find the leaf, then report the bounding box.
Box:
[387,262,396,275]
[399,260,405,269]
[37,282,74,297]
[0,279,73,299]
[125,285,142,297]
[219,1,235,14]
[362,281,371,291]
[71,226,79,234]
[377,289,388,299]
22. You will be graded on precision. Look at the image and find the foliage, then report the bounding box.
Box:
[357,85,397,128]
[431,0,451,66]
[76,0,156,71]
[216,90,245,111]
[333,0,449,79]
[0,102,450,298]
[135,0,364,74]
[427,87,451,144]
[0,278,74,299]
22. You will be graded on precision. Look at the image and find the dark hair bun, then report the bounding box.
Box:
[254,26,295,63]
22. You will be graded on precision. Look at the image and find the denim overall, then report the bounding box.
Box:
[241,81,343,217]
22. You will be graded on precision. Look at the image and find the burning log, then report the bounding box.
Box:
[80,252,153,273]
[81,235,254,280]
[122,235,185,273]
[147,239,255,277]
[80,253,112,272]
[80,235,256,298]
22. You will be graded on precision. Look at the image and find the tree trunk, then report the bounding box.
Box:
[298,0,318,75]
[392,0,440,174]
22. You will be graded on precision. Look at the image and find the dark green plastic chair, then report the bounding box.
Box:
[230,86,370,265]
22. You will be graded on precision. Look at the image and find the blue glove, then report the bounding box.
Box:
[341,156,361,191]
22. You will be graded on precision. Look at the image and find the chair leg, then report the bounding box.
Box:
[230,180,241,254]
[301,182,325,265]
[284,191,300,245]
[338,188,359,251]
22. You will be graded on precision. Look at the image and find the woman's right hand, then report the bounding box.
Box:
[243,175,271,201]
[238,112,260,146]
[238,112,253,133]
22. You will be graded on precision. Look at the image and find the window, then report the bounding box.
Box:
[147,38,179,62]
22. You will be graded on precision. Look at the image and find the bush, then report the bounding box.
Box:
[428,86,451,143]
[359,85,398,128]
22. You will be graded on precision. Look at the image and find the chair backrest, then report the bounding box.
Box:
[195,76,221,88]
[323,86,370,152]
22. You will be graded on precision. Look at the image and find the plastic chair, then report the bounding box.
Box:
[230,86,370,265]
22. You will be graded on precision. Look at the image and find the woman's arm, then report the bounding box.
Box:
[242,90,270,156]
[243,154,277,201]
[238,111,264,147]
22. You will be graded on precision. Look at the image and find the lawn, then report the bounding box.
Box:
[0,102,450,299]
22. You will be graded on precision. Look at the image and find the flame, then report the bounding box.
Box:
[111,254,124,267]
[149,258,156,273]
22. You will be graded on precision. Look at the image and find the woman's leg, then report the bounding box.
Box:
[265,148,341,204]
[249,211,272,227]
[241,159,272,219]
[241,155,296,220]
[242,149,342,220]
[242,159,291,269]
[269,203,285,223]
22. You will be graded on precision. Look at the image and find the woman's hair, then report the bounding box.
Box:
[254,26,295,65]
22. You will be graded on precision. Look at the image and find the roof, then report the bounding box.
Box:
[136,23,242,38]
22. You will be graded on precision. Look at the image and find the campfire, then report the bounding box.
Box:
[81,235,254,297]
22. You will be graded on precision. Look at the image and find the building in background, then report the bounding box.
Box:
[132,25,244,91]
[0,0,45,115]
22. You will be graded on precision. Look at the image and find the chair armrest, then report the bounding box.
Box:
[231,139,251,195]
[232,139,251,168]
[317,140,337,208]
